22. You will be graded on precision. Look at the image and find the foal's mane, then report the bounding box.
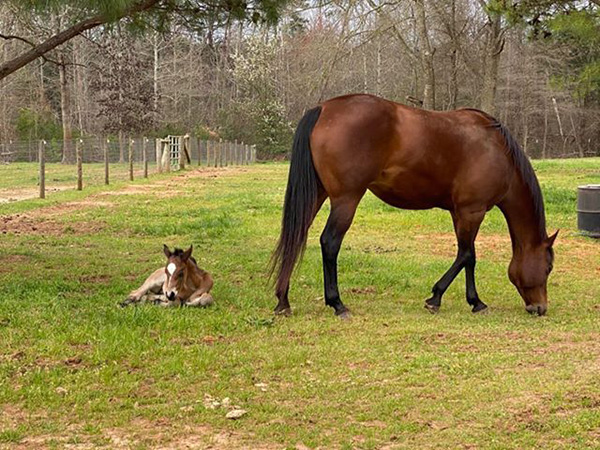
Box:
[462,108,547,242]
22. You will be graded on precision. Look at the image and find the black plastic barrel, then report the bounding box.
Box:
[577,185,600,238]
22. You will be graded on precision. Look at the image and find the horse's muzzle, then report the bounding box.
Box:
[525,304,547,316]
[166,292,176,301]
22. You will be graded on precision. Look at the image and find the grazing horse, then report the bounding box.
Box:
[121,245,214,307]
[271,94,557,318]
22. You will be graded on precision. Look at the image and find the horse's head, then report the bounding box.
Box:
[508,231,558,316]
[163,244,193,301]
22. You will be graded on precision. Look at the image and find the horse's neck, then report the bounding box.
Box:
[499,177,546,252]
[185,261,206,288]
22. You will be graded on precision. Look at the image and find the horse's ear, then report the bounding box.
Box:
[163,244,172,258]
[546,230,559,247]
[182,245,193,261]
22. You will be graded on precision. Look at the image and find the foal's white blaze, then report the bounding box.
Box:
[167,263,176,275]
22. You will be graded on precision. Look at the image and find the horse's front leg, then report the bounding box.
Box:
[183,289,214,307]
[120,268,166,307]
[425,208,486,313]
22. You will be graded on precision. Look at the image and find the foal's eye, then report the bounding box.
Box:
[178,272,184,279]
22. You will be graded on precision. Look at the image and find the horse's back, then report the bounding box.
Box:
[311,94,513,211]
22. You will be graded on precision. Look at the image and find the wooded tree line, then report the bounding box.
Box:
[1,0,598,159]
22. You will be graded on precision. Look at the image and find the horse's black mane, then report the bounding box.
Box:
[172,248,198,266]
[462,108,547,242]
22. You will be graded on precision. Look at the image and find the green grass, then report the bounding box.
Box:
[0,159,599,449]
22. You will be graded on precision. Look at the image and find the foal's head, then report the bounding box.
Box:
[508,231,558,316]
[163,244,194,301]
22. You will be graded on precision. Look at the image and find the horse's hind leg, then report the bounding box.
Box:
[425,208,487,313]
[320,194,363,318]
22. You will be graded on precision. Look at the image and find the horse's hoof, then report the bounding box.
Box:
[424,299,440,314]
[471,301,489,314]
[337,310,351,320]
[119,299,132,308]
[274,307,292,317]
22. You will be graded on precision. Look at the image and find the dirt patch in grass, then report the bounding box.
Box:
[0,404,29,430]
[11,418,280,449]
[97,183,183,197]
[97,167,252,198]
[0,254,31,273]
[41,201,114,216]
[0,213,104,236]
[0,186,71,204]
[177,167,251,179]
[0,200,112,236]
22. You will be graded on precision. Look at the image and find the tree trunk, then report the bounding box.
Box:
[153,33,160,120]
[414,0,435,110]
[447,0,458,110]
[542,95,548,159]
[59,52,74,164]
[480,14,503,115]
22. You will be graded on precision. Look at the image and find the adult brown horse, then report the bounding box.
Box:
[271,94,557,318]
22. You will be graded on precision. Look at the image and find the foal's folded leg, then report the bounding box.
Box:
[120,268,166,307]
[185,292,214,307]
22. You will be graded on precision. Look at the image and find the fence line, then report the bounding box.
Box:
[0,136,257,200]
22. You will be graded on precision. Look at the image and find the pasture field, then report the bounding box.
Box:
[0,159,599,449]
[0,163,147,203]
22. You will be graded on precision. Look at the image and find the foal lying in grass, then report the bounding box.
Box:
[121,245,214,307]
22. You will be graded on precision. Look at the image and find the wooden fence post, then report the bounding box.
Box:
[104,138,109,185]
[129,138,134,181]
[143,137,148,178]
[76,139,83,191]
[118,130,124,163]
[39,140,45,199]
[218,139,222,167]
[196,137,204,167]
[206,140,211,167]
[180,135,186,170]
[164,140,171,173]
[156,138,162,173]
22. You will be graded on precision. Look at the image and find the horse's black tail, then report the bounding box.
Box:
[270,106,323,297]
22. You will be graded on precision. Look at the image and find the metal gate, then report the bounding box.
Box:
[157,135,190,172]
[168,136,181,171]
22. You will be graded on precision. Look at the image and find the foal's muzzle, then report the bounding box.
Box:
[166,292,176,301]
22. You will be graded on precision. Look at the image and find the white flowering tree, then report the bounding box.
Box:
[227,36,293,156]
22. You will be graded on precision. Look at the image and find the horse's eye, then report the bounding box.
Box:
[178,272,184,279]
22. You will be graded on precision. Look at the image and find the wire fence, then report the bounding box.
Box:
[0,136,257,203]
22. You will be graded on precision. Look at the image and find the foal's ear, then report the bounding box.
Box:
[546,230,559,247]
[163,244,172,258]
[182,245,193,262]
